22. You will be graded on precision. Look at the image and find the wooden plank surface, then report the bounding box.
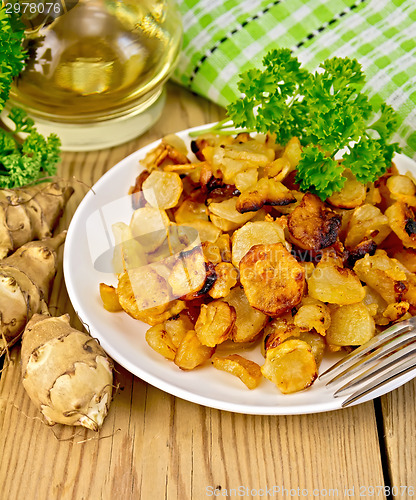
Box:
[381,381,416,494]
[0,83,392,500]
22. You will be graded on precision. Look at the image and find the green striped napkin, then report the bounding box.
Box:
[173,0,416,159]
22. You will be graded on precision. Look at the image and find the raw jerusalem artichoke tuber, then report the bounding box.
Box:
[0,231,66,354]
[0,182,74,259]
[21,314,113,430]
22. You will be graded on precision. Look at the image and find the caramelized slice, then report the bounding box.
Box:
[174,331,215,370]
[212,354,262,389]
[308,260,365,305]
[236,178,295,213]
[99,283,122,312]
[223,286,268,343]
[240,243,304,316]
[145,323,177,361]
[287,193,341,250]
[195,301,236,347]
[261,339,317,394]
[386,202,416,249]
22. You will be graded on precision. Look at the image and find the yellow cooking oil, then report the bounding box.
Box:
[10,0,182,121]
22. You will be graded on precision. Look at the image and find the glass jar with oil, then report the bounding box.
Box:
[6,0,183,150]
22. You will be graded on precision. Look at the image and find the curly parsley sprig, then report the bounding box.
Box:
[0,7,61,189]
[192,49,400,200]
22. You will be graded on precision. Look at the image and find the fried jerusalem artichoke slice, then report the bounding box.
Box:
[287,193,341,251]
[307,258,365,305]
[21,314,113,430]
[195,300,236,347]
[261,339,318,394]
[0,232,66,353]
[239,243,305,316]
[0,182,74,259]
[223,285,268,343]
[174,330,215,370]
[262,314,326,366]
[326,302,375,346]
[236,178,295,213]
[212,354,262,389]
[116,270,185,326]
[385,201,416,249]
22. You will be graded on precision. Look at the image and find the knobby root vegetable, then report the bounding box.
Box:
[0,231,66,354]
[21,313,113,431]
[0,182,74,259]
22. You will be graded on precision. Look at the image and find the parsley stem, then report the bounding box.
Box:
[188,120,255,138]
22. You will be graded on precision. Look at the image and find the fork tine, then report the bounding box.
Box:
[319,317,416,382]
[341,355,416,407]
[324,332,416,389]
[334,341,416,397]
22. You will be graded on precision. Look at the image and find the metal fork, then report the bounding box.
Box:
[319,316,416,407]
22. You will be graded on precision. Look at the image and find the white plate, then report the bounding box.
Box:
[64,124,416,415]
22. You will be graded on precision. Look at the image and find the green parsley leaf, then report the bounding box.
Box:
[296,145,345,200]
[0,7,62,189]
[0,107,61,189]
[205,50,402,200]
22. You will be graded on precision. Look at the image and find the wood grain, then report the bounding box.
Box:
[381,380,416,492]
[0,83,393,500]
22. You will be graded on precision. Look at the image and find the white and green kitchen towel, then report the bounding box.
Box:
[172,0,416,159]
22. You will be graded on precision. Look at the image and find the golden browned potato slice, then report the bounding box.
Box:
[140,138,190,171]
[209,197,257,225]
[326,303,375,346]
[308,260,365,305]
[129,206,170,253]
[195,301,236,347]
[234,168,258,192]
[179,220,221,243]
[392,246,416,273]
[261,313,325,365]
[297,331,326,367]
[362,285,389,326]
[383,301,410,322]
[386,174,416,206]
[231,220,287,268]
[208,262,238,299]
[263,157,292,180]
[327,169,366,208]
[261,339,317,394]
[145,323,177,361]
[209,214,242,232]
[99,283,122,312]
[365,183,382,205]
[117,269,170,316]
[294,301,331,336]
[353,250,407,304]
[174,199,208,224]
[212,354,262,389]
[142,171,183,209]
[287,193,341,251]
[117,271,185,325]
[174,331,215,370]
[168,246,207,298]
[344,203,391,248]
[385,202,416,249]
[216,233,232,262]
[262,315,301,356]
[282,137,302,168]
[202,241,222,265]
[240,243,305,316]
[164,313,195,348]
[224,286,268,343]
[345,239,377,267]
[236,178,295,213]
